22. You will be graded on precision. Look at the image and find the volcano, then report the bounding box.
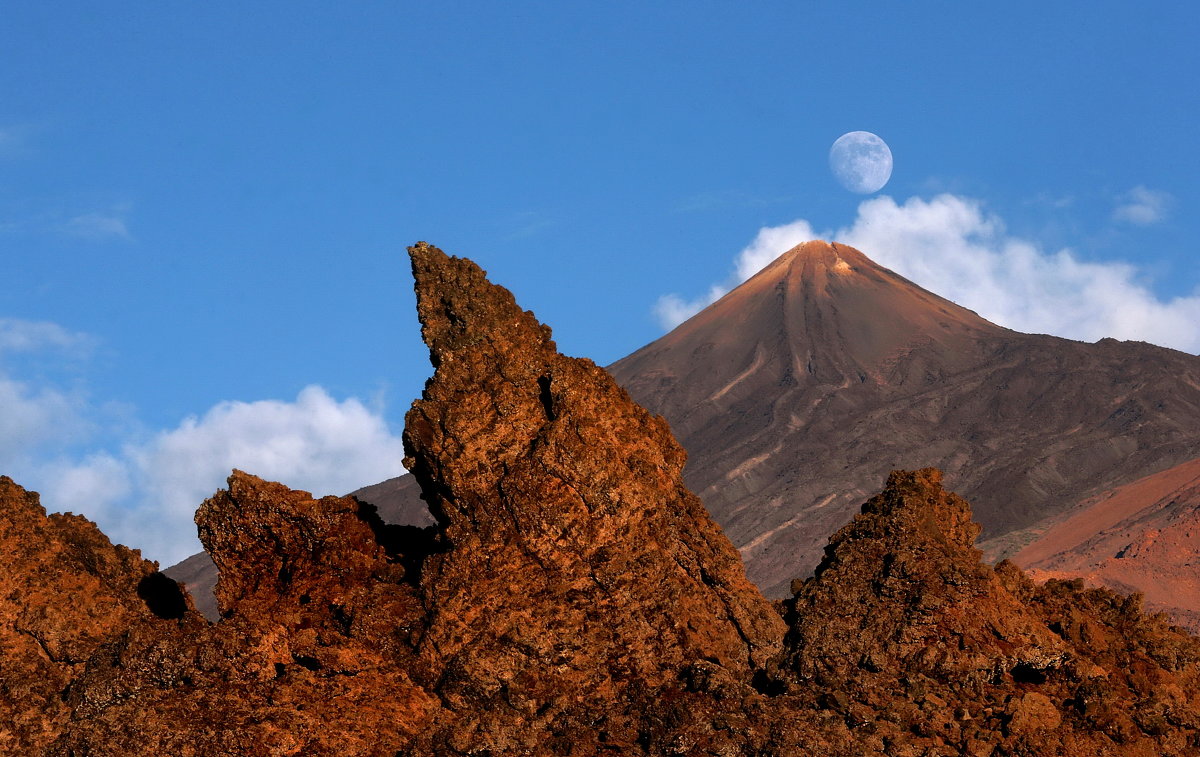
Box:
[611,240,1200,595]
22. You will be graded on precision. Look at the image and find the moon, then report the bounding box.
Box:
[829,131,893,194]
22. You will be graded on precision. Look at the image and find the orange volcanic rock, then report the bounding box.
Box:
[7,242,1200,755]
[780,468,1200,755]
[402,241,787,750]
[1016,457,1200,632]
[0,476,185,753]
[48,473,441,755]
[174,238,1200,622]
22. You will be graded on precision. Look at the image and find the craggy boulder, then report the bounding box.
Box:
[403,242,787,750]
[0,476,187,753]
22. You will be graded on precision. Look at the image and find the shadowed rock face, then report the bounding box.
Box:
[401,242,786,749]
[7,242,1200,755]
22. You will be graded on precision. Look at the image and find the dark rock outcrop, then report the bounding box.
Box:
[780,468,1200,755]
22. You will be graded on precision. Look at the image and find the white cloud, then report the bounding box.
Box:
[653,284,732,330]
[0,318,92,354]
[0,328,409,567]
[658,193,1200,354]
[1113,185,1173,225]
[63,211,133,241]
[0,376,88,463]
[65,385,408,567]
[0,320,95,464]
[38,453,131,520]
[733,219,821,281]
[654,219,818,327]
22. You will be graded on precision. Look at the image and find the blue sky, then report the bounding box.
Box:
[2,2,1197,565]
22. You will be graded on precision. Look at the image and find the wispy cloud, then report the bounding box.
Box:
[0,376,89,463]
[1113,185,1173,225]
[62,211,133,241]
[653,219,817,326]
[0,318,93,354]
[656,193,1200,354]
[0,320,95,465]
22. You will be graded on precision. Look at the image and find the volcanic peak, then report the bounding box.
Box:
[607,235,1200,610]
[758,239,864,280]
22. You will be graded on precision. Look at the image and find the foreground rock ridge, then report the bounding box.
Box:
[172,238,1200,628]
[2,242,1200,755]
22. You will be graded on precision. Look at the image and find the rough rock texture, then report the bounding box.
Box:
[779,469,1200,755]
[45,473,440,755]
[401,242,787,751]
[171,238,1200,623]
[0,476,185,754]
[7,243,1200,755]
[165,475,433,624]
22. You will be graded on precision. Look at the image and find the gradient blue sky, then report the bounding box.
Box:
[3,2,1197,564]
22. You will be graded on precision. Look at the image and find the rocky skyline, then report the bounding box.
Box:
[6,243,1200,755]
[3,4,1197,567]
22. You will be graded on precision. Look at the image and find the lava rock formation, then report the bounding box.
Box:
[3,242,1200,755]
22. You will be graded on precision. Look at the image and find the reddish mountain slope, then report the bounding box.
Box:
[1013,457,1200,632]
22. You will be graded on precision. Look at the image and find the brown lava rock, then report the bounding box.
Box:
[4,242,1200,756]
[402,241,787,751]
[781,468,1200,755]
[0,476,183,754]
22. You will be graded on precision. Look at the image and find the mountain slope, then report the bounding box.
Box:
[1015,456,1200,632]
[13,243,1200,755]
[611,241,1200,596]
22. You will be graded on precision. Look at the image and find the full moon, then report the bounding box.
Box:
[829,131,893,194]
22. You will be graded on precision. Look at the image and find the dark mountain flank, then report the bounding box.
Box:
[611,241,1200,596]
[7,242,1200,754]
